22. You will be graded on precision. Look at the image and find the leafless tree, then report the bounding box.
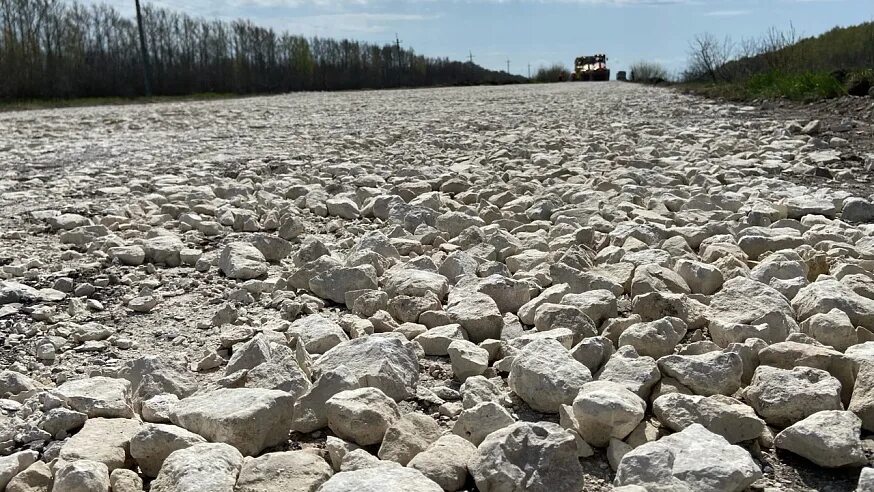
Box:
[686,33,735,83]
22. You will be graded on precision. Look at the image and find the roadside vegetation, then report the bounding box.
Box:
[678,22,874,101]
[533,64,571,83]
[0,0,525,103]
[628,62,670,84]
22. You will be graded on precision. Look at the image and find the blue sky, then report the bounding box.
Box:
[90,0,874,76]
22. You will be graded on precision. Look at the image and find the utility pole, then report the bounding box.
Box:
[528,63,531,79]
[506,59,510,74]
[394,33,403,86]
[135,0,152,96]
[468,51,474,64]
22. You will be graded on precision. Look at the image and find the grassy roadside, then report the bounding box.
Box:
[678,70,873,102]
[0,92,243,112]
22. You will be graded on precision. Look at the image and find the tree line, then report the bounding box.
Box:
[0,0,525,100]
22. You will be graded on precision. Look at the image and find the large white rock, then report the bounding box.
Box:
[0,451,38,490]
[313,336,419,401]
[674,259,723,295]
[508,338,592,413]
[708,277,798,346]
[597,346,661,400]
[287,314,349,354]
[54,377,134,418]
[800,308,858,352]
[653,393,765,444]
[447,339,489,381]
[219,242,267,280]
[743,366,842,428]
[310,266,378,304]
[325,387,401,446]
[6,459,52,492]
[414,324,468,356]
[793,278,874,331]
[235,451,333,492]
[452,401,516,446]
[318,465,442,492]
[446,292,504,343]
[657,351,743,396]
[377,412,442,465]
[774,410,867,468]
[130,423,207,477]
[408,434,477,491]
[57,418,140,472]
[292,366,360,433]
[615,424,762,491]
[170,388,294,456]
[150,443,243,492]
[618,317,687,359]
[573,381,646,447]
[52,460,110,492]
[469,421,584,492]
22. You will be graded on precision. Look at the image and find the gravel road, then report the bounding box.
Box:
[1,82,873,491]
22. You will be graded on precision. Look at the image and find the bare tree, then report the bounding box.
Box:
[686,33,735,82]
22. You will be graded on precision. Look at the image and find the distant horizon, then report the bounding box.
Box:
[83,0,873,76]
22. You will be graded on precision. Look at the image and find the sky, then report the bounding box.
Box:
[87,0,874,76]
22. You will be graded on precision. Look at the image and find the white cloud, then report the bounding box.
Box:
[282,12,436,34]
[704,9,751,15]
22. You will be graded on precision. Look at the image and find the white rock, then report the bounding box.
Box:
[447,340,489,381]
[618,317,687,359]
[573,381,646,447]
[52,460,110,492]
[54,377,134,418]
[469,421,583,492]
[377,412,442,465]
[653,393,765,443]
[219,242,267,280]
[170,388,294,456]
[287,314,349,354]
[775,410,867,467]
[313,336,419,401]
[57,418,140,472]
[325,387,401,446]
[615,424,761,491]
[657,351,743,396]
[292,366,360,433]
[452,401,515,446]
[130,423,207,477]
[674,259,723,295]
[408,434,477,491]
[0,451,38,490]
[318,465,442,491]
[508,338,592,413]
[743,365,842,427]
[150,443,243,492]
[235,451,333,492]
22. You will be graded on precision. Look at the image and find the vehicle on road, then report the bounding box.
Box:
[571,54,610,81]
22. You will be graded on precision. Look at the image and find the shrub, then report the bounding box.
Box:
[533,64,571,83]
[629,62,669,84]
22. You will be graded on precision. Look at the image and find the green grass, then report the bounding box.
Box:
[745,71,846,100]
[0,92,241,112]
[681,70,850,102]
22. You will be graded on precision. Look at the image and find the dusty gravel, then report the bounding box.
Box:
[1,82,873,491]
